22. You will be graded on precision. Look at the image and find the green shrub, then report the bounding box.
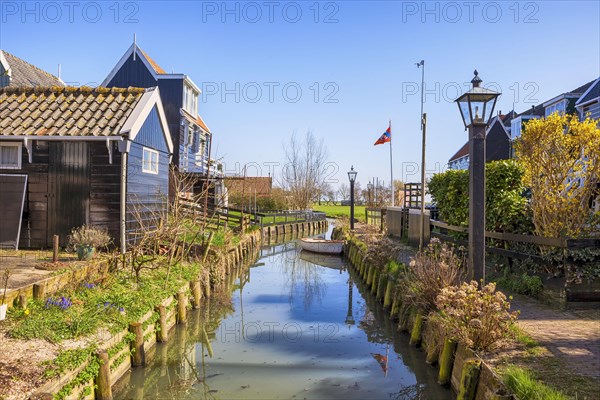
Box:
[428,160,533,233]
[502,366,568,400]
[496,273,544,297]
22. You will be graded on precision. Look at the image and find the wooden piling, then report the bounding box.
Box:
[129,322,145,367]
[52,235,59,263]
[177,291,187,324]
[383,281,394,308]
[33,283,46,300]
[155,305,168,342]
[95,349,112,400]
[457,358,482,400]
[190,280,202,309]
[409,312,424,347]
[438,339,457,386]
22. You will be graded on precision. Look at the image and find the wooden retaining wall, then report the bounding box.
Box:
[3,260,111,310]
[261,220,327,243]
[344,238,515,400]
[31,230,264,400]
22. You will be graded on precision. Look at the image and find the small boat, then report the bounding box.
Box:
[298,237,344,255]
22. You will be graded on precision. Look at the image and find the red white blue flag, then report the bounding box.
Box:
[374,124,391,145]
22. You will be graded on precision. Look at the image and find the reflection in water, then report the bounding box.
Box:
[114,233,451,400]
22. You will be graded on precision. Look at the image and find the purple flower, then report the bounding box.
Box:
[83,282,95,289]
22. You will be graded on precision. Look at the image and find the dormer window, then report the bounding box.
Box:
[184,84,198,115]
[545,100,566,117]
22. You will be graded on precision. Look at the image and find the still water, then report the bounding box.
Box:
[114,227,452,400]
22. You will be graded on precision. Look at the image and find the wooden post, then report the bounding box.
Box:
[438,339,457,386]
[18,294,28,309]
[52,235,59,263]
[190,280,202,309]
[383,281,394,308]
[177,291,187,324]
[457,358,482,400]
[409,312,424,347]
[129,322,145,367]
[95,349,113,400]
[33,283,46,300]
[155,305,168,342]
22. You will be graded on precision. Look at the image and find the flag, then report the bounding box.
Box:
[374,125,391,145]
[371,353,388,375]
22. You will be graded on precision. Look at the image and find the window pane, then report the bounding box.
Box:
[1,146,19,166]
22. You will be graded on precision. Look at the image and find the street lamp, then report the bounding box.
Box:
[367,182,373,207]
[348,166,358,230]
[455,70,500,284]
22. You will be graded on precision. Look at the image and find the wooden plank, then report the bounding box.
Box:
[485,230,565,248]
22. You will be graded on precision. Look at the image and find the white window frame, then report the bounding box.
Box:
[0,142,22,169]
[142,147,159,175]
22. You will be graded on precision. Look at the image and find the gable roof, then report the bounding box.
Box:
[449,142,469,163]
[0,50,65,88]
[138,47,167,75]
[182,108,211,134]
[0,86,146,137]
[576,77,600,106]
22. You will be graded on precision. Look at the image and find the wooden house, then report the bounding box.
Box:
[101,42,212,175]
[0,86,173,251]
[448,112,514,170]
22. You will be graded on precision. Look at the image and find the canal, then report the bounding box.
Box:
[114,226,452,399]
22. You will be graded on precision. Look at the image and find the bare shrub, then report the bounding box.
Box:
[435,280,519,353]
[402,238,465,313]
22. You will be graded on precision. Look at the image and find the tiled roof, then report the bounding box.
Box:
[139,48,167,74]
[196,115,211,133]
[1,50,64,88]
[0,86,146,137]
[182,108,211,133]
[449,142,469,162]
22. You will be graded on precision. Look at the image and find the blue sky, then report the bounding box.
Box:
[1,0,599,189]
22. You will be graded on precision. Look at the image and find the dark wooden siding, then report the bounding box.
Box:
[126,106,170,243]
[48,142,91,246]
[105,54,157,89]
[104,53,184,166]
[0,143,50,248]
[486,121,511,162]
[157,79,184,166]
[89,142,122,243]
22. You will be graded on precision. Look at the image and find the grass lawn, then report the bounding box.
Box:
[312,204,366,222]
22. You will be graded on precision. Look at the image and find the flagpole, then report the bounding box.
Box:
[389,120,394,207]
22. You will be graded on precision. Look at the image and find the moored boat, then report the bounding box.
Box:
[298,237,344,255]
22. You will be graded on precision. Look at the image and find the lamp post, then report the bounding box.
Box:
[455,70,500,283]
[348,166,357,230]
[367,182,373,207]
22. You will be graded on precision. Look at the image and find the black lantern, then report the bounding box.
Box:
[347,166,357,184]
[348,166,357,230]
[455,70,500,129]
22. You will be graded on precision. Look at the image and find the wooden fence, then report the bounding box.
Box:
[178,198,326,231]
[365,208,386,232]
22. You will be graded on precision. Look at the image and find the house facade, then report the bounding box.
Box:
[101,43,213,176]
[0,86,173,251]
[447,112,514,170]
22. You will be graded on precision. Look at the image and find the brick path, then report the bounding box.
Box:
[510,294,600,382]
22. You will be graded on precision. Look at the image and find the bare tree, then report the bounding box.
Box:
[337,183,350,202]
[280,131,329,210]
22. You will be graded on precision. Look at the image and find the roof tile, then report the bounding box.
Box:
[0,86,145,137]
